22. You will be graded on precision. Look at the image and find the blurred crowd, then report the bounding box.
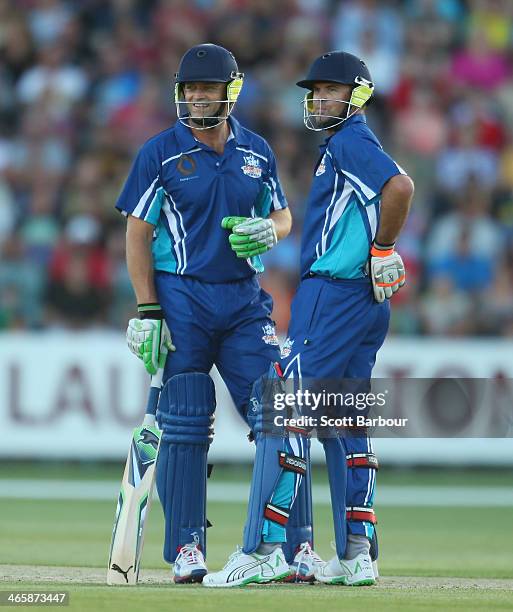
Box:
[1,0,513,336]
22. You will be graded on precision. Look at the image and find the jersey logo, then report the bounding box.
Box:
[177,154,197,176]
[315,154,326,176]
[262,323,279,346]
[281,337,295,358]
[241,154,262,178]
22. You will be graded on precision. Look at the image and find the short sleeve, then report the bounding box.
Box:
[115,143,164,225]
[333,132,406,202]
[263,145,288,213]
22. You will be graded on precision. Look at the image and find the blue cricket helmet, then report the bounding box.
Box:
[175,43,241,83]
[298,51,374,131]
[297,51,373,90]
[174,43,244,130]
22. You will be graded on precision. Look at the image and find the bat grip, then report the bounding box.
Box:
[142,367,164,425]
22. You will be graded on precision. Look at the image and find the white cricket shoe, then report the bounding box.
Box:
[202,546,290,588]
[284,541,325,583]
[314,552,375,586]
[173,541,208,584]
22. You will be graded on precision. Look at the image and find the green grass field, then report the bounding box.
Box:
[1,466,512,611]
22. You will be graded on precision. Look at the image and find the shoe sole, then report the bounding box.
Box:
[203,570,291,588]
[317,576,376,586]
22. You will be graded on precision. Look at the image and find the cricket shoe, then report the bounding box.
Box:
[283,541,325,583]
[173,541,207,584]
[314,552,375,586]
[202,546,290,588]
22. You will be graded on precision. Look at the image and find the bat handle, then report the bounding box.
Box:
[142,367,165,426]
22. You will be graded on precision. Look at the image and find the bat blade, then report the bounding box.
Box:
[107,424,161,585]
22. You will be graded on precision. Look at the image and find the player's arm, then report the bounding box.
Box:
[370,174,414,302]
[269,206,292,241]
[375,174,414,246]
[126,215,158,304]
[125,215,175,374]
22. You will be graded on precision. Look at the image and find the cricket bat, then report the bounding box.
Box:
[107,367,164,585]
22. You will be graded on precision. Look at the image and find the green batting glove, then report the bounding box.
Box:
[221,216,249,230]
[126,304,175,375]
[232,217,277,249]
[229,233,270,257]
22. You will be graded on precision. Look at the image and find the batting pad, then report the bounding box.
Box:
[243,366,308,553]
[321,436,348,559]
[283,436,313,563]
[156,372,215,563]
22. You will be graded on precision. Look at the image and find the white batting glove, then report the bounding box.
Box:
[369,243,406,303]
[126,304,175,375]
[232,217,277,249]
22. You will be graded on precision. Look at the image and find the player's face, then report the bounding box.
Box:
[311,82,352,129]
[183,82,227,122]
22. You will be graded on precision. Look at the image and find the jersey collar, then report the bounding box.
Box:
[228,116,250,145]
[175,115,249,151]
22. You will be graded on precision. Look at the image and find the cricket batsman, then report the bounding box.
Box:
[116,43,307,585]
[281,51,414,585]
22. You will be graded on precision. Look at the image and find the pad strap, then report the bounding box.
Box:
[346,453,379,470]
[278,451,307,475]
[264,503,289,526]
[346,506,377,524]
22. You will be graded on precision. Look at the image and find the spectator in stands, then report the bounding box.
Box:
[0,0,511,337]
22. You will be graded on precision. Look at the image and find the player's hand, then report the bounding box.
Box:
[369,243,406,303]
[126,304,175,375]
[229,217,277,258]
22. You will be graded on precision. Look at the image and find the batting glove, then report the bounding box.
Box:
[369,242,406,303]
[227,217,277,258]
[126,303,175,375]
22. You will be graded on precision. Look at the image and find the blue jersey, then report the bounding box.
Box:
[301,115,405,280]
[116,117,287,282]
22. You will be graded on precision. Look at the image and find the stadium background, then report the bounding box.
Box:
[0,1,512,608]
[0,0,511,459]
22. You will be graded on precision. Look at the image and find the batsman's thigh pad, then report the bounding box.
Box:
[156,372,215,563]
[243,365,308,553]
[283,437,313,563]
